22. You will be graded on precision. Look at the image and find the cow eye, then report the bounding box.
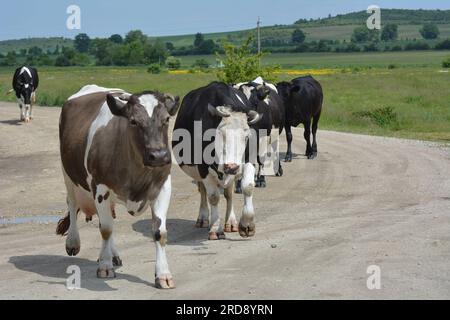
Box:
[130,119,137,126]
[165,116,170,125]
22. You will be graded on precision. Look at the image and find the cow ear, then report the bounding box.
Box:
[164,95,180,116]
[290,85,300,93]
[106,94,127,117]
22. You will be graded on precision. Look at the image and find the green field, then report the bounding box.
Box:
[1,50,449,142]
[181,50,450,69]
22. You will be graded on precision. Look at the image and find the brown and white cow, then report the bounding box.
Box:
[57,85,179,289]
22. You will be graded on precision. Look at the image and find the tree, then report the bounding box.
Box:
[143,40,168,65]
[127,41,145,65]
[216,36,279,84]
[381,24,398,41]
[194,33,205,48]
[420,23,440,39]
[74,33,91,53]
[92,39,113,65]
[109,34,123,44]
[292,28,306,44]
[351,26,379,43]
[125,30,147,44]
[4,51,17,66]
[198,39,217,54]
[166,42,174,51]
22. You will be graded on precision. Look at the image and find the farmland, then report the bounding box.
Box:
[1,50,449,142]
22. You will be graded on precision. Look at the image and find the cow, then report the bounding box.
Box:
[56,85,180,289]
[172,82,262,238]
[234,77,285,191]
[9,66,39,122]
[277,76,323,161]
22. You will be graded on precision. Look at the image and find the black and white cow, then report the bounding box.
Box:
[57,85,179,289]
[172,82,262,238]
[11,66,39,122]
[277,76,323,160]
[234,77,285,190]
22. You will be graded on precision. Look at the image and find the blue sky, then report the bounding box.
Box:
[1,0,449,40]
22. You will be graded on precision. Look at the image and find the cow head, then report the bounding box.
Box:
[208,104,262,182]
[237,82,271,109]
[276,81,300,104]
[106,92,180,167]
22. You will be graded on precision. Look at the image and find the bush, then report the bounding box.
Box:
[166,56,181,70]
[216,36,279,84]
[390,45,403,51]
[404,42,430,50]
[388,64,397,69]
[147,63,162,74]
[443,57,450,68]
[435,39,450,50]
[192,59,210,69]
[353,107,398,128]
[420,23,440,40]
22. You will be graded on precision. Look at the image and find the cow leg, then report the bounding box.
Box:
[95,184,116,278]
[17,100,25,121]
[65,196,80,256]
[110,237,122,267]
[234,178,242,194]
[239,163,256,238]
[285,124,293,162]
[203,174,225,240]
[224,184,238,233]
[195,182,209,228]
[311,112,321,159]
[304,120,313,159]
[255,164,266,188]
[151,175,175,289]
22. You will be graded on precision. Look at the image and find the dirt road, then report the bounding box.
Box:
[0,102,449,299]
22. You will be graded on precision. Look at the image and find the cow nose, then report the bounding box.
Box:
[145,149,170,167]
[224,163,239,175]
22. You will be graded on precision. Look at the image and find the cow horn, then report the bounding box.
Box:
[248,110,262,125]
[208,104,231,118]
[118,93,131,101]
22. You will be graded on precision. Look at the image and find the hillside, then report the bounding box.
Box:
[1,8,450,54]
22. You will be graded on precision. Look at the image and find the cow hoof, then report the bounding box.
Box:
[155,275,176,289]
[308,152,317,160]
[24,118,30,123]
[224,223,238,233]
[208,231,226,240]
[97,267,116,278]
[259,181,266,188]
[284,157,292,162]
[238,223,256,238]
[66,246,80,256]
[195,219,209,228]
[112,256,123,267]
[276,167,283,177]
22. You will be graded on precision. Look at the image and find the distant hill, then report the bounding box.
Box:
[0,37,73,54]
[1,9,449,54]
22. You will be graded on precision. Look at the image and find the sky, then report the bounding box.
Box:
[1,0,449,40]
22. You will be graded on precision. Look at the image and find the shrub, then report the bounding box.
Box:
[166,56,181,70]
[443,57,450,68]
[147,63,162,74]
[404,42,430,50]
[192,59,210,69]
[353,107,398,128]
[216,36,279,84]
[435,39,450,50]
[388,64,397,69]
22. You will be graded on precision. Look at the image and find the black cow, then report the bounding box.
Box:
[172,82,263,238]
[11,66,39,122]
[277,76,323,160]
[234,77,285,190]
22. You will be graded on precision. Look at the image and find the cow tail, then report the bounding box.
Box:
[56,214,70,236]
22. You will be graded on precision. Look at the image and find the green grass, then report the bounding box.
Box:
[179,50,450,69]
[1,51,449,142]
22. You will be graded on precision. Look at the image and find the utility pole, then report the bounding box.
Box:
[257,16,261,54]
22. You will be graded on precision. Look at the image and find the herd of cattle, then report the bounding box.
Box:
[9,65,323,289]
